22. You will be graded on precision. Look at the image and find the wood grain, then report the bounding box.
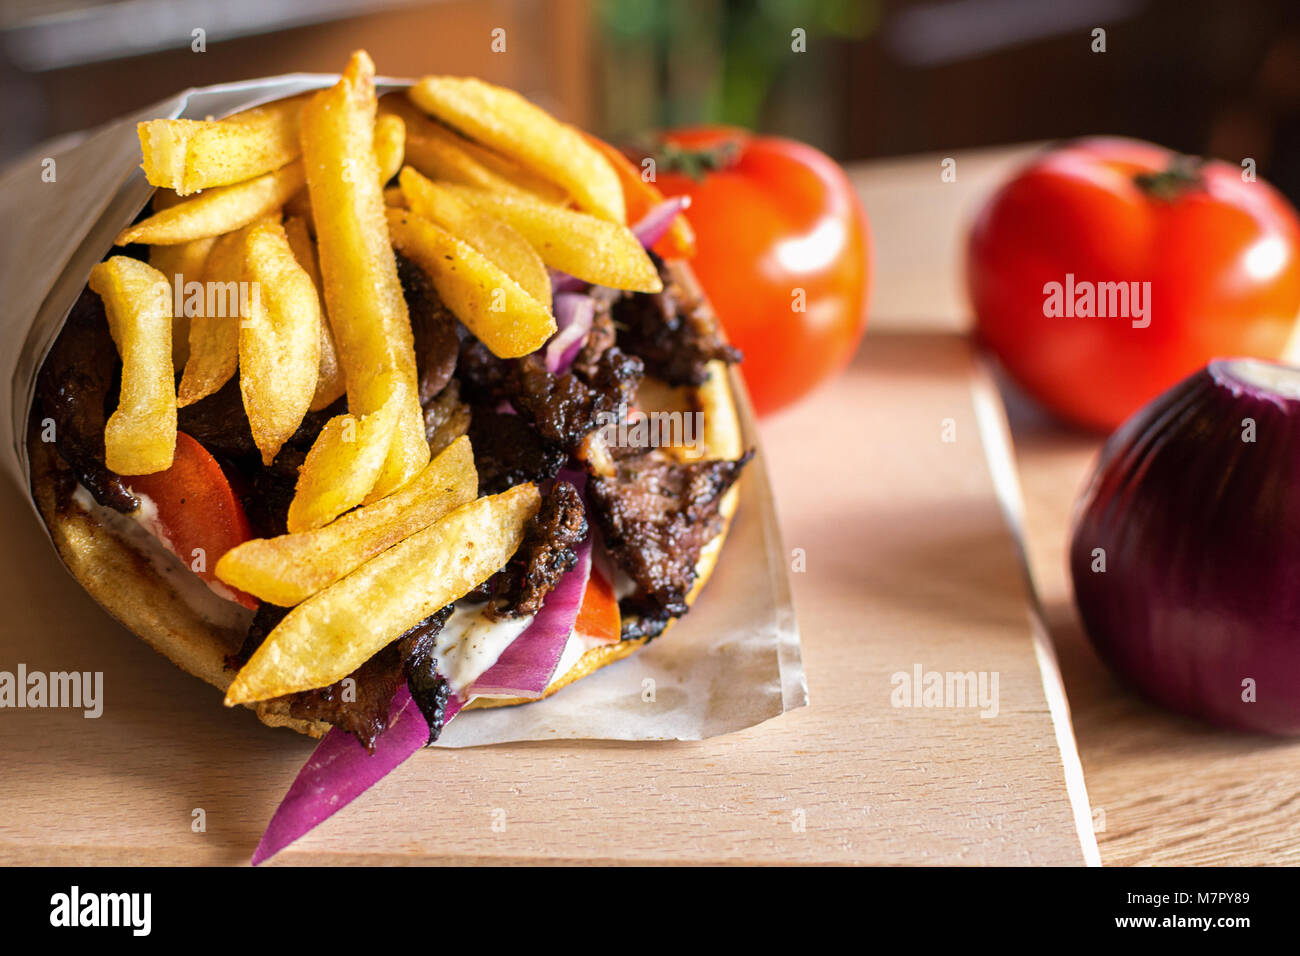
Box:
[1006,390,1300,866]
[0,335,1088,865]
[849,147,1300,866]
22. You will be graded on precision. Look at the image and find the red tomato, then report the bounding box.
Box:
[124,432,257,609]
[574,565,620,644]
[582,132,697,259]
[969,137,1300,430]
[649,127,872,417]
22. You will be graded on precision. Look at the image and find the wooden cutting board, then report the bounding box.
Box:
[0,330,1094,865]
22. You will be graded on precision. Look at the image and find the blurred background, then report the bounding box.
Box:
[2,0,1298,203]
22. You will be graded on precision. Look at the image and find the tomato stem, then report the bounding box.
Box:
[639,137,742,182]
[1133,154,1205,200]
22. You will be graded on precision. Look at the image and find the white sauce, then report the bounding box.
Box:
[70,485,253,633]
[73,484,616,701]
[107,488,246,606]
[130,493,165,541]
[435,604,535,696]
[442,605,614,703]
[549,631,596,685]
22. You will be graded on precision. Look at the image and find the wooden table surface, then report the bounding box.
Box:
[8,141,1274,867]
[0,331,1093,865]
[846,147,1300,866]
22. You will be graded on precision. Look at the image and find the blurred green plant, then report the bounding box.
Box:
[596,0,879,142]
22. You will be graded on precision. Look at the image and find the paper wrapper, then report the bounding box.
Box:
[0,74,807,745]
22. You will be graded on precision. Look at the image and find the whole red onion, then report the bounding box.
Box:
[1070,358,1300,734]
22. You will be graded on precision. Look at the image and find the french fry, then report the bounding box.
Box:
[148,236,214,286]
[582,131,697,259]
[410,76,624,221]
[116,161,304,246]
[239,218,322,464]
[383,95,567,203]
[87,257,176,475]
[286,390,402,533]
[300,50,428,499]
[439,182,662,293]
[279,113,413,244]
[387,208,555,358]
[148,235,215,369]
[374,112,405,185]
[399,166,551,307]
[215,436,477,605]
[138,94,306,195]
[225,482,540,704]
[402,128,525,199]
[176,226,250,406]
[283,216,346,410]
[452,132,571,204]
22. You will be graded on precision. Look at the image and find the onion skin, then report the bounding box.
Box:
[1070,359,1300,734]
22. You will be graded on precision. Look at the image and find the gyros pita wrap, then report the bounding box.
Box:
[16,53,776,861]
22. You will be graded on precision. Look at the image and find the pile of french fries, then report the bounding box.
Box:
[85,50,666,706]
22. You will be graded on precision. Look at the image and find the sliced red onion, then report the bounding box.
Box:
[547,197,686,303]
[549,268,587,294]
[545,293,595,375]
[468,531,593,699]
[631,195,690,249]
[251,685,463,864]
[1070,358,1300,734]
[555,466,588,494]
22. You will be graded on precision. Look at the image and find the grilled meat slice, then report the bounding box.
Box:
[284,644,404,753]
[507,347,642,451]
[225,601,290,672]
[485,481,587,620]
[238,444,305,539]
[570,291,618,379]
[588,449,751,624]
[398,252,460,404]
[235,606,456,751]
[456,337,510,406]
[35,288,138,512]
[611,254,740,387]
[467,407,566,495]
[423,379,472,456]
[397,607,455,743]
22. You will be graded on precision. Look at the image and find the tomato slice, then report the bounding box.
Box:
[581,132,697,259]
[574,564,620,644]
[123,431,258,610]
